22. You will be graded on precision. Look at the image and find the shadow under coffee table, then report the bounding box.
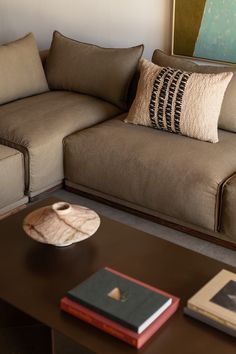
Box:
[0,197,235,354]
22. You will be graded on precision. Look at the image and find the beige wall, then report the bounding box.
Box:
[0,0,172,58]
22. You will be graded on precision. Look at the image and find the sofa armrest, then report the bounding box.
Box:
[219,173,236,241]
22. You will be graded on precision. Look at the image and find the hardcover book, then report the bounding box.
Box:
[185,269,236,336]
[184,307,236,338]
[67,267,172,333]
[61,267,180,348]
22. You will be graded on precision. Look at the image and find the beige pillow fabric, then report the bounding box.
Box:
[195,65,236,133]
[46,31,144,110]
[0,33,48,105]
[125,59,232,143]
[152,49,236,133]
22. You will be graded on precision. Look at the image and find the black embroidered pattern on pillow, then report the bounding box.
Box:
[149,67,192,133]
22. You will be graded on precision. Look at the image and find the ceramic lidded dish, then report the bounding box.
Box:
[23,201,100,246]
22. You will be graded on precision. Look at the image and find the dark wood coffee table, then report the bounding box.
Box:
[0,197,235,354]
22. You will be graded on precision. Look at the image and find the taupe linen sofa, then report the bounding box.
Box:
[0,32,139,206]
[64,116,236,247]
[0,32,236,248]
[0,145,27,213]
[0,91,120,197]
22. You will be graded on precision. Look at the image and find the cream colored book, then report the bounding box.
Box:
[188,269,236,330]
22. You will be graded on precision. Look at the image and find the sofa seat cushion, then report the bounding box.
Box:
[0,91,120,196]
[64,115,236,232]
[0,145,27,213]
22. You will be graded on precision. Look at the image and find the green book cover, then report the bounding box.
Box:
[67,268,172,333]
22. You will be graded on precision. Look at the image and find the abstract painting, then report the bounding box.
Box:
[172,0,236,63]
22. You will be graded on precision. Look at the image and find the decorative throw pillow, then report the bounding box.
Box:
[0,33,48,105]
[46,31,144,110]
[152,49,236,133]
[125,59,232,143]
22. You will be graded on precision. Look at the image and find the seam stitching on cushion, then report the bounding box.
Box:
[0,150,21,162]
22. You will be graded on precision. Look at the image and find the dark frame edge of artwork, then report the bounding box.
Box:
[171,0,236,65]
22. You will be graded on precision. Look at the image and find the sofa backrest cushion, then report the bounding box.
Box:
[46,31,144,110]
[152,49,236,133]
[125,59,232,143]
[39,49,49,68]
[152,49,199,72]
[0,33,49,105]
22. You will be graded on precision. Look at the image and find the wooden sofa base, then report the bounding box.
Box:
[11,183,235,250]
[0,204,26,221]
[65,185,236,251]
[29,183,63,203]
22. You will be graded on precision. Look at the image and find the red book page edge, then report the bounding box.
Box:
[61,297,138,347]
[61,267,180,348]
[105,267,179,300]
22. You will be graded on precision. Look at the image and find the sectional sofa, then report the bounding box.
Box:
[1,31,236,248]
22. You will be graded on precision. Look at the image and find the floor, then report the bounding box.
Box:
[52,189,236,268]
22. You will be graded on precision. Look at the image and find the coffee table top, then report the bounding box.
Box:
[0,197,235,354]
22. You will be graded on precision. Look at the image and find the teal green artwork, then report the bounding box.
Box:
[173,0,236,63]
